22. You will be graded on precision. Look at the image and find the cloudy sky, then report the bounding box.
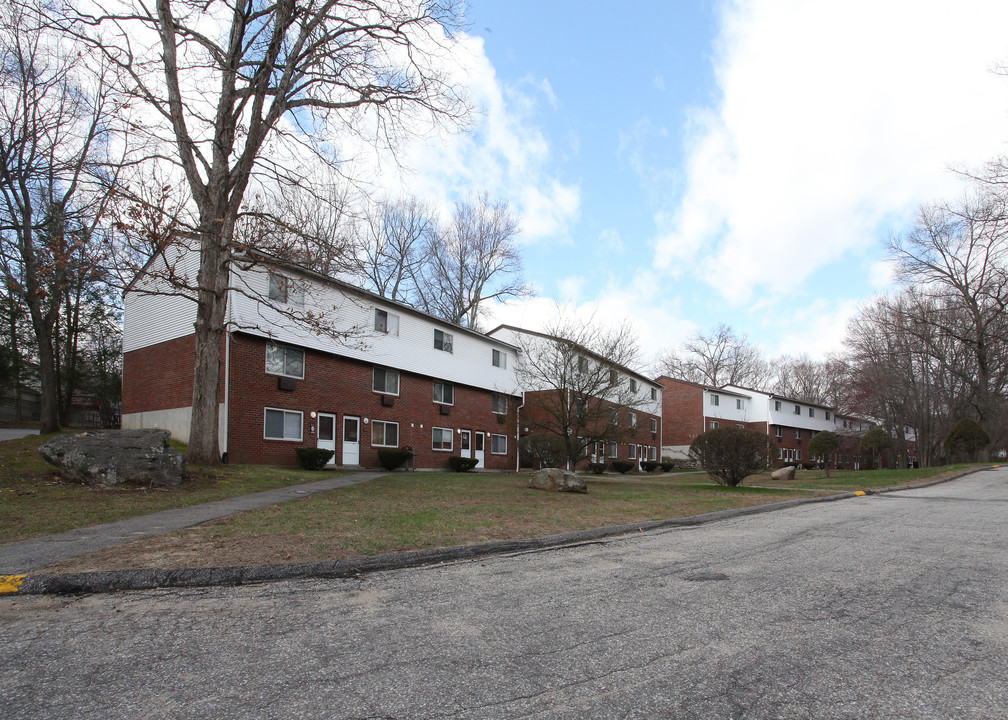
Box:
[384,0,1008,369]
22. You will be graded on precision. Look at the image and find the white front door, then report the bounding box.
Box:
[473,432,485,469]
[342,416,360,466]
[317,413,336,465]
[460,430,472,459]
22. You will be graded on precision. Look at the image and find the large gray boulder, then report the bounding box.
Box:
[528,467,587,493]
[39,429,184,487]
[771,465,797,481]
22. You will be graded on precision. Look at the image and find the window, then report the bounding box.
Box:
[650,418,658,433]
[651,387,658,401]
[649,446,657,461]
[578,355,589,373]
[432,381,454,405]
[710,393,720,406]
[265,344,305,379]
[796,449,802,461]
[434,329,453,353]
[775,426,783,438]
[777,447,783,460]
[629,412,637,429]
[796,429,803,440]
[372,420,399,447]
[808,408,815,418]
[711,421,720,429]
[736,424,744,429]
[264,408,302,441]
[575,397,586,415]
[608,442,618,458]
[492,393,508,415]
[432,427,453,451]
[630,378,638,392]
[825,411,831,421]
[268,272,303,306]
[628,445,636,459]
[774,401,782,411]
[610,368,619,384]
[610,407,619,424]
[737,398,745,410]
[373,367,400,395]
[492,349,507,368]
[374,309,399,335]
[794,404,801,415]
[491,434,507,454]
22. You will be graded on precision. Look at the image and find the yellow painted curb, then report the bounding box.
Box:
[0,575,26,594]
[854,491,867,496]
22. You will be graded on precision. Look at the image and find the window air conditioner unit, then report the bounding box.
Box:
[278,376,296,391]
[439,405,451,415]
[380,395,394,407]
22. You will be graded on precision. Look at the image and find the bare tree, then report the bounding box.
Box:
[418,192,530,329]
[656,323,772,389]
[0,0,119,432]
[509,313,648,469]
[771,353,853,413]
[357,195,436,301]
[885,189,1008,447]
[65,0,468,462]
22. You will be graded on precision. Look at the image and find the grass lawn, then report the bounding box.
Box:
[2,432,983,574]
[0,433,349,544]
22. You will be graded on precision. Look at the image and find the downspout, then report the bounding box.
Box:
[221,266,232,462]
[515,391,525,473]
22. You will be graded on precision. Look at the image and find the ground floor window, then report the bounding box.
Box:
[628,445,636,459]
[432,426,453,451]
[264,408,302,441]
[371,420,399,447]
[491,434,507,454]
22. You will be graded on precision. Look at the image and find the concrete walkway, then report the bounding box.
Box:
[0,471,385,575]
[0,428,39,441]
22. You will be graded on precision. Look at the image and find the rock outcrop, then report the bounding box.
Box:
[528,467,587,493]
[39,429,184,487]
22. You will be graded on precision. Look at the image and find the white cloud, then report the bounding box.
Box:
[654,0,1008,305]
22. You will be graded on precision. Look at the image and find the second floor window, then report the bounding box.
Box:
[629,412,637,429]
[492,393,508,415]
[650,418,658,433]
[433,381,454,405]
[265,344,304,379]
[373,367,399,395]
[492,349,507,368]
[711,394,720,406]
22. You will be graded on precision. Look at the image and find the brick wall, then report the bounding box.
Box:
[225,333,519,469]
[122,334,196,414]
[658,377,704,448]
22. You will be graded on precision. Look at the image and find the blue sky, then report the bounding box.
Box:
[374,0,1008,369]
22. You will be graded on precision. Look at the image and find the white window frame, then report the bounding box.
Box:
[578,355,589,373]
[629,412,637,429]
[796,429,803,440]
[263,408,303,441]
[492,349,507,368]
[491,433,507,455]
[711,393,720,406]
[809,407,815,418]
[434,329,453,353]
[374,308,399,336]
[794,404,801,415]
[737,398,744,410]
[649,446,657,461]
[371,420,399,448]
[651,387,658,401]
[630,378,638,392]
[628,444,636,459]
[372,367,400,396]
[775,426,783,438]
[265,344,305,379]
[650,418,657,433]
[608,442,618,458]
[774,400,782,411]
[268,271,304,307]
[825,411,831,421]
[796,449,803,461]
[492,393,508,415]
[710,420,720,429]
[433,380,454,405]
[432,426,453,451]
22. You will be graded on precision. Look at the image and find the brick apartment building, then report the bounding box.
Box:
[122,247,522,470]
[489,326,662,470]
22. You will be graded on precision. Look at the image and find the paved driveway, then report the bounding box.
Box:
[0,428,38,442]
[2,468,1007,719]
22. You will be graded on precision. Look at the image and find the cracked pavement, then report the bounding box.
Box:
[2,467,1007,719]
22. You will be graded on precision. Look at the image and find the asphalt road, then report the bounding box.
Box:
[3,468,1007,719]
